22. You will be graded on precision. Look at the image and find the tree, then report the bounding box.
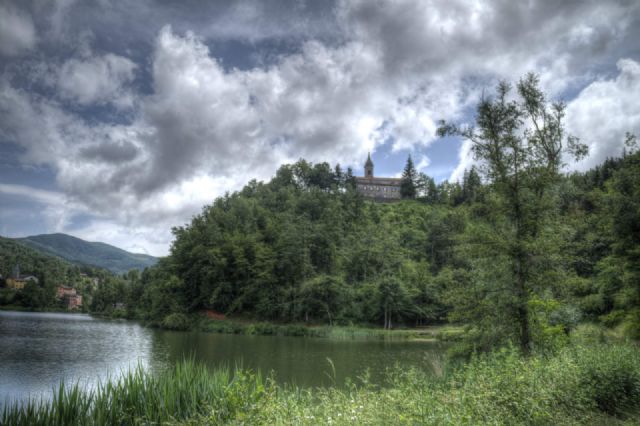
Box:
[299,274,346,325]
[344,167,357,191]
[437,73,587,353]
[425,175,439,203]
[597,142,640,337]
[462,166,482,203]
[400,155,418,199]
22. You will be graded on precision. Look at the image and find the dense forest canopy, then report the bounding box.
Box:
[104,143,638,348]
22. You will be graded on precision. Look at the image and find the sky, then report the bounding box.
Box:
[0,0,639,256]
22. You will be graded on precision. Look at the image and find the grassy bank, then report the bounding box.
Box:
[4,342,639,425]
[154,311,463,341]
[198,319,429,340]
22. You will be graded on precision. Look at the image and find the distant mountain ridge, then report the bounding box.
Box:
[15,233,158,274]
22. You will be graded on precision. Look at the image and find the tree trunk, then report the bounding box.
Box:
[383,307,388,330]
[515,250,531,355]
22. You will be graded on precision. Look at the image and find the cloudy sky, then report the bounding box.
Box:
[0,0,639,256]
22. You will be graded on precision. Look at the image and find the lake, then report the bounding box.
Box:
[0,311,446,406]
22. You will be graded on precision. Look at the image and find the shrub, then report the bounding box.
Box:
[573,344,640,415]
[621,308,640,340]
[161,313,191,331]
[280,324,310,337]
[248,322,276,335]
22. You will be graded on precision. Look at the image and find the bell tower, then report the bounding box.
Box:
[365,152,374,178]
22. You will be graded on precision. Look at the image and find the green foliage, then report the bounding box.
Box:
[572,343,640,415]
[161,313,192,331]
[127,159,468,329]
[400,155,417,199]
[438,74,589,352]
[100,145,640,348]
[3,343,639,425]
[0,236,104,311]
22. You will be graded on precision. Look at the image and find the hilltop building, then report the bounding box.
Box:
[355,153,402,201]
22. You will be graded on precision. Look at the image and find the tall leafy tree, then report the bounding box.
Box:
[438,74,587,353]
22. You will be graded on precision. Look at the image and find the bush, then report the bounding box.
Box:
[161,313,191,331]
[246,322,276,335]
[573,344,640,415]
[621,308,640,340]
[280,324,310,337]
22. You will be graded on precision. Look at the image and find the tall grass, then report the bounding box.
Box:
[199,319,426,340]
[3,343,639,425]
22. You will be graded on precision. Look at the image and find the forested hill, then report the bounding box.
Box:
[0,236,101,309]
[0,236,76,285]
[119,150,639,344]
[15,233,158,274]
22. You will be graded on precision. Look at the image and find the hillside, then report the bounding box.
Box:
[0,236,76,284]
[107,148,639,346]
[15,233,158,274]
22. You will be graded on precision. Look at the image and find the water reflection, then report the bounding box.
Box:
[0,311,161,406]
[0,311,446,407]
[153,330,446,388]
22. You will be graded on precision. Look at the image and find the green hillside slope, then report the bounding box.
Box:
[16,233,158,274]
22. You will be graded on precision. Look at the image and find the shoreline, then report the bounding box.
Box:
[3,342,638,425]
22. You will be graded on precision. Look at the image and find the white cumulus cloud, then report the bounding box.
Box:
[57,53,137,107]
[566,58,640,171]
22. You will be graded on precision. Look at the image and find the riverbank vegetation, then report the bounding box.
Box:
[156,310,462,340]
[3,342,639,425]
[198,318,458,341]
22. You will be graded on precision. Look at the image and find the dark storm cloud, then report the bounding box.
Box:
[1,0,639,255]
[79,140,139,163]
[340,0,640,85]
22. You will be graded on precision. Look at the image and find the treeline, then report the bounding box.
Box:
[98,151,638,339]
[112,164,463,327]
[95,75,639,352]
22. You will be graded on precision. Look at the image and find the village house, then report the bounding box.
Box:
[5,264,39,290]
[56,286,83,310]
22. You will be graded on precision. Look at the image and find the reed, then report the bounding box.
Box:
[3,343,639,425]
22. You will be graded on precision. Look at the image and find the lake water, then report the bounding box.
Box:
[0,311,446,406]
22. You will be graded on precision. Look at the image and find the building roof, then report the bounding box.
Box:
[355,176,402,185]
[13,275,39,282]
[365,152,373,167]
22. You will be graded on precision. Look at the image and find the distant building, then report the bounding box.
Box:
[355,153,402,201]
[57,286,76,299]
[67,294,82,310]
[5,264,39,289]
[5,278,26,290]
[56,286,83,310]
